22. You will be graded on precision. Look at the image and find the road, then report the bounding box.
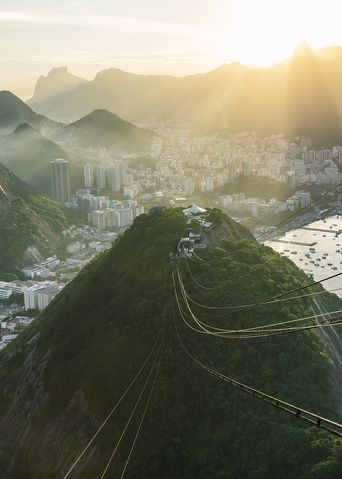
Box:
[312,298,342,417]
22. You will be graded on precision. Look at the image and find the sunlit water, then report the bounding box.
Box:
[264,215,342,298]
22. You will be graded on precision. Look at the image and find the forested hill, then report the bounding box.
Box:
[66,109,157,154]
[0,163,71,277]
[0,208,342,478]
[214,176,295,201]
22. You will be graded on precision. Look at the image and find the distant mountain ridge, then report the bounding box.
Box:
[31,67,87,103]
[28,62,248,125]
[27,45,342,145]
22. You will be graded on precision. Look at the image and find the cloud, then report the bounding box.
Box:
[21,48,228,68]
[0,10,219,38]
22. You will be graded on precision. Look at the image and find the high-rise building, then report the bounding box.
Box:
[96,164,106,190]
[119,161,128,186]
[50,159,71,203]
[84,163,94,188]
[37,287,61,311]
[24,284,47,310]
[107,163,121,191]
[116,208,133,227]
[294,191,311,208]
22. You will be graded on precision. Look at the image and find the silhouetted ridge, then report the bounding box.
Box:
[27,47,342,145]
[31,66,87,103]
[286,42,342,144]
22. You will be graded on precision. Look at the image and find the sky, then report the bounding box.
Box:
[1,0,342,98]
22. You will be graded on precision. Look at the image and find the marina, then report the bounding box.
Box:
[265,216,342,298]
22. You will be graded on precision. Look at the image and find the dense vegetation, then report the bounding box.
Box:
[214,176,294,201]
[0,163,72,276]
[0,208,341,478]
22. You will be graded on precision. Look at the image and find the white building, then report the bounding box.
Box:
[37,287,60,311]
[22,266,50,279]
[24,283,60,311]
[40,257,61,270]
[107,163,121,192]
[294,191,311,208]
[119,161,128,186]
[84,163,94,188]
[116,208,133,227]
[96,164,106,190]
[0,281,28,294]
[24,284,46,310]
[0,286,13,300]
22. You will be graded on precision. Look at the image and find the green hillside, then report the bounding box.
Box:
[67,109,156,154]
[0,208,341,478]
[215,176,294,201]
[0,90,56,134]
[0,163,72,276]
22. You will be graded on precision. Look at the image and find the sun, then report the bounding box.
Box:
[229,0,342,65]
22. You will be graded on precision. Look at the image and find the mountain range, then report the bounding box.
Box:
[28,44,342,145]
[28,62,248,126]
[0,208,342,477]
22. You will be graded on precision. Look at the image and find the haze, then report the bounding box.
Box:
[2,0,342,98]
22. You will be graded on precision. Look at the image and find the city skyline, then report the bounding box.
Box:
[2,0,342,98]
